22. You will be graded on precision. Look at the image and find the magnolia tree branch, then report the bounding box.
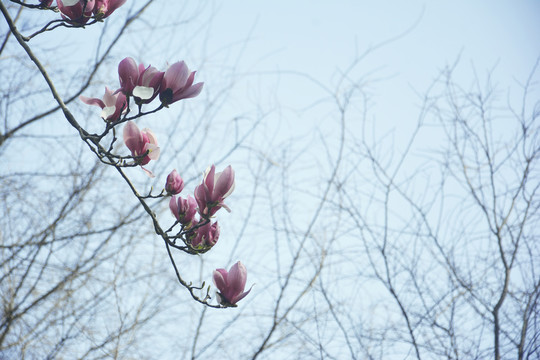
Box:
[0,0,234,308]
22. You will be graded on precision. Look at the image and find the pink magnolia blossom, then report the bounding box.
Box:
[213,261,252,306]
[165,169,184,195]
[194,165,235,217]
[80,86,126,122]
[191,221,220,249]
[94,0,126,18]
[159,61,203,106]
[169,195,197,226]
[57,0,95,24]
[118,57,164,103]
[123,121,160,176]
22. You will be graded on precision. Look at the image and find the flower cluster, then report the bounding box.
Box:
[50,0,126,24]
[80,57,203,176]
[81,57,203,122]
[79,54,249,306]
[117,57,203,108]
[168,165,234,252]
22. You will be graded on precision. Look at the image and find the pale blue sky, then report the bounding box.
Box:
[178,0,540,154]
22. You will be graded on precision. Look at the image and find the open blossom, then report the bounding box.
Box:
[57,0,95,24]
[123,121,160,176]
[118,57,164,103]
[194,165,235,217]
[94,0,126,18]
[159,61,204,106]
[80,87,126,122]
[165,170,184,195]
[213,261,252,306]
[169,195,197,226]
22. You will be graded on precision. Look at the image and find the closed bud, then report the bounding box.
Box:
[191,221,219,249]
[165,170,184,195]
[169,195,197,226]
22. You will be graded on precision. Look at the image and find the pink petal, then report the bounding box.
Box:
[215,165,235,198]
[118,57,139,93]
[194,184,208,214]
[123,121,143,153]
[142,128,158,146]
[102,87,117,107]
[102,0,126,17]
[183,82,204,99]
[140,166,155,178]
[169,196,179,220]
[163,61,189,91]
[213,269,228,291]
[203,165,216,193]
[220,202,232,213]
[79,95,105,109]
[228,261,247,296]
[231,286,252,304]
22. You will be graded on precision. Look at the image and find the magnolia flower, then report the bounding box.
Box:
[57,0,95,24]
[213,262,252,306]
[165,169,184,195]
[194,165,235,217]
[118,57,164,103]
[169,195,197,226]
[123,121,160,176]
[159,61,203,106]
[191,221,220,249]
[80,87,126,122]
[94,0,126,18]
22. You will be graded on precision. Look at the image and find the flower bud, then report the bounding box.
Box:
[191,221,219,249]
[169,195,197,226]
[165,170,184,195]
